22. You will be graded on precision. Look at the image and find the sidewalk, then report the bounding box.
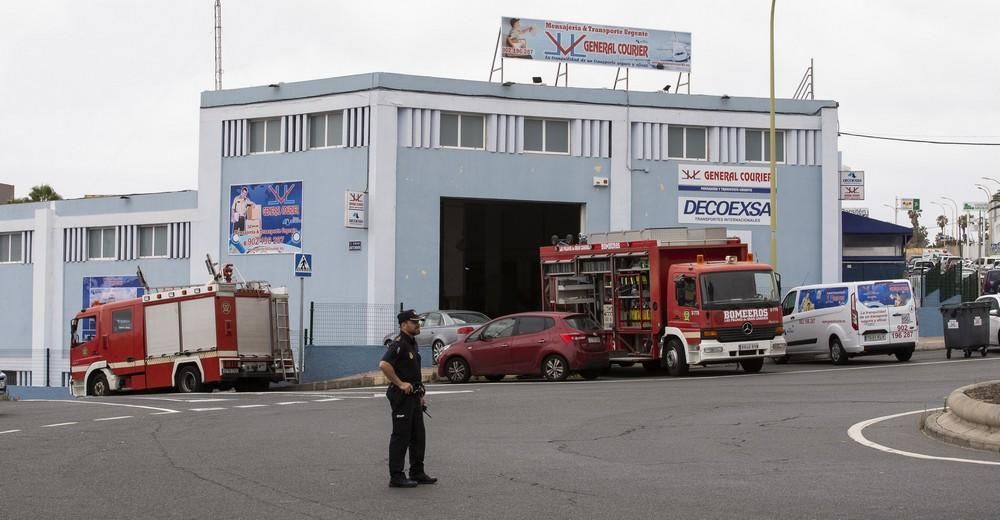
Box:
[917,336,944,351]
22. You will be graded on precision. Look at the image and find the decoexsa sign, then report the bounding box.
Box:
[677,197,771,226]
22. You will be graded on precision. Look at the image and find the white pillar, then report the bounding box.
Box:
[820,107,841,282]
[192,115,223,284]
[367,94,398,307]
[609,108,631,231]
[31,205,61,386]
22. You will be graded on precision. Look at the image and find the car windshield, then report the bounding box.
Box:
[565,315,600,332]
[449,312,489,325]
[700,270,779,309]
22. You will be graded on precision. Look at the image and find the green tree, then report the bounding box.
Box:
[905,208,929,248]
[6,184,62,204]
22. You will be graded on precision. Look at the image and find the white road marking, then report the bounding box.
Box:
[235,404,269,409]
[189,407,226,412]
[129,397,231,403]
[276,401,306,406]
[61,400,181,415]
[94,416,133,422]
[847,408,1000,466]
[312,398,342,402]
[0,429,21,435]
[424,390,474,395]
[41,422,78,428]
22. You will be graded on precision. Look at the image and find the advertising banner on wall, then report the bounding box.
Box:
[82,276,144,309]
[229,181,303,255]
[678,196,771,226]
[678,164,771,194]
[501,17,691,72]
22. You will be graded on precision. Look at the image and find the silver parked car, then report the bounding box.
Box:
[382,310,490,362]
[0,371,6,397]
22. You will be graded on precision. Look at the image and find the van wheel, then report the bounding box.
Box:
[830,337,849,365]
[176,366,203,393]
[664,340,689,377]
[741,358,764,373]
[895,348,914,362]
[542,355,570,381]
[88,373,110,397]
[445,357,470,384]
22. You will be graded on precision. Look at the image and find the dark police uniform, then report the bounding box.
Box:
[382,331,426,481]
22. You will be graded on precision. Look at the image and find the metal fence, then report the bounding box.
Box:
[309,303,398,346]
[911,265,979,307]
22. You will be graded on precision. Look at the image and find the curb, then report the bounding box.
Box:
[921,381,1000,453]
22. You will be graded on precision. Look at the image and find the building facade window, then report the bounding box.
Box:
[524,118,570,154]
[249,117,281,153]
[88,227,116,260]
[440,113,485,149]
[139,225,169,258]
[0,232,22,263]
[308,111,344,148]
[745,129,785,162]
[667,126,707,160]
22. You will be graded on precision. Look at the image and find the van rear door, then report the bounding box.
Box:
[856,281,914,343]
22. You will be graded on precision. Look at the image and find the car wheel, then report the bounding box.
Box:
[542,355,570,381]
[664,339,688,377]
[772,355,790,365]
[830,337,849,365]
[484,374,504,382]
[895,348,914,362]
[176,366,203,393]
[88,372,110,397]
[445,357,470,384]
[578,370,600,380]
[741,358,764,373]
[432,340,445,364]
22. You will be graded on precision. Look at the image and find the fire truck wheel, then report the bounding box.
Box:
[740,358,764,373]
[176,366,204,393]
[445,357,471,384]
[829,337,849,365]
[665,340,688,377]
[88,373,110,397]
[432,340,446,363]
[542,355,569,381]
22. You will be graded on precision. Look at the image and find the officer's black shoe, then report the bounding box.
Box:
[410,473,438,485]
[389,477,418,488]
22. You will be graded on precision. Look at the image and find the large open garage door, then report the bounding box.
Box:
[440,198,581,318]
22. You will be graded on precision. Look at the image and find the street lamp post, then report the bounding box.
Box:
[942,197,961,258]
[976,184,992,258]
[768,0,778,272]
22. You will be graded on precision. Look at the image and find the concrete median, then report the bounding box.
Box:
[922,380,1000,453]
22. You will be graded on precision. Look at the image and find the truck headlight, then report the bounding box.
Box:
[703,346,724,354]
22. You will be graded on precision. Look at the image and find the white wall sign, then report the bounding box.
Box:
[840,185,865,201]
[678,164,771,194]
[840,170,864,186]
[843,207,870,217]
[678,196,771,226]
[344,191,367,228]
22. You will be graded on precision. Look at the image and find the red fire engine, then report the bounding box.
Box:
[540,228,786,375]
[70,263,296,396]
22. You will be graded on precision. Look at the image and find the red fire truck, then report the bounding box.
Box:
[70,267,296,396]
[540,228,786,375]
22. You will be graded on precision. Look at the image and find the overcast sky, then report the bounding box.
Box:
[2,0,998,230]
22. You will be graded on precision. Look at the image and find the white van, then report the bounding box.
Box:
[778,279,918,364]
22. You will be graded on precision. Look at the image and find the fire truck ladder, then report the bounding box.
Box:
[271,296,298,384]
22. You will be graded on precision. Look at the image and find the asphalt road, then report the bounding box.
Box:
[3,350,1000,519]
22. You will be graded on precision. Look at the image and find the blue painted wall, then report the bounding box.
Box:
[0,202,41,220]
[220,148,370,334]
[54,191,197,216]
[631,161,823,293]
[395,148,612,312]
[303,344,433,383]
[0,264,33,357]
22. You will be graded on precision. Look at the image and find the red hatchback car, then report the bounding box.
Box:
[436,312,610,383]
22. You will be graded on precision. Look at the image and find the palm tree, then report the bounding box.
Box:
[26,184,62,201]
[936,214,948,239]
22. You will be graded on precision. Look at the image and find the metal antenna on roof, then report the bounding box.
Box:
[214,0,223,90]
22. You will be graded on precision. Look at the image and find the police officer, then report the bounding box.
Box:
[379,309,437,488]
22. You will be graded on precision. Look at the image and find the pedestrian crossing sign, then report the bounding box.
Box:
[294,253,312,277]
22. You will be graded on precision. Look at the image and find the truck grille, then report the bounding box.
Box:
[716,324,777,342]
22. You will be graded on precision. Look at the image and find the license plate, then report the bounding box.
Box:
[739,343,757,352]
[865,333,887,342]
[587,336,601,344]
